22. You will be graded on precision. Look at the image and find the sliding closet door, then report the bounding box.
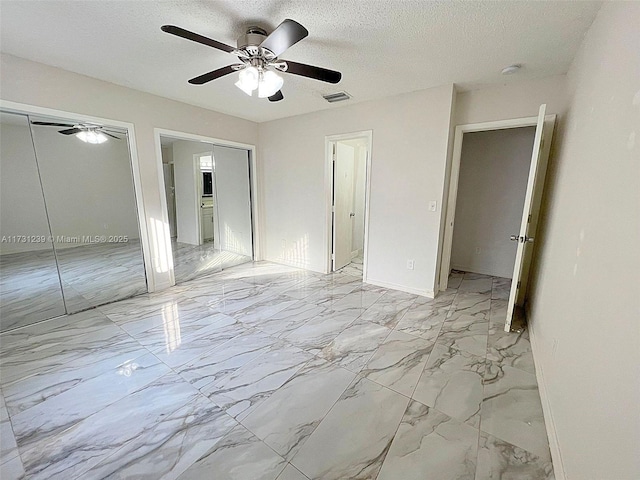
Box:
[29,116,147,313]
[0,112,65,331]
[160,137,223,283]
[212,145,253,270]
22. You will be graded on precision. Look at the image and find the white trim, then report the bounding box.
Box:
[0,99,156,291]
[366,277,434,298]
[438,115,553,291]
[527,307,566,480]
[153,128,260,286]
[325,130,373,280]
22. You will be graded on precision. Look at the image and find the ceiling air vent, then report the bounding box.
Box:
[322,91,351,103]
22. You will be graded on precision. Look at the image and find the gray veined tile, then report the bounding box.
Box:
[450,292,492,320]
[489,299,508,326]
[20,372,203,480]
[395,303,449,342]
[447,270,465,289]
[318,320,391,373]
[276,464,310,480]
[204,344,313,420]
[290,376,410,480]
[491,277,512,301]
[231,294,299,329]
[475,431,555,480]
[415,288,457,309]
[486,323,535,375]
[284,310,358,355]
[361,330,434,397]
[84,395,237,480]
[176,330,279,390]
[241,358,356,460]
[253,300,326,337]
[377,400,478,480]
[151,317,248,368]
[177,424,287,480]
[0,417,19,462]
[357,292,415,329]
[0,454,26,480]
[481,362,551,459]
[437,312,489,357]
[413,343,486,427]
[10,352,170,454]
[458,273,494,295]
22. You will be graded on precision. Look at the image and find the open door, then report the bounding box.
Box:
[505,104,556,331]
[332,142,356,271]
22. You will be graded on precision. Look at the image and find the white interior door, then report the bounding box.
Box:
[505,104,556,331]
[163,163,177,238]
[332,142,355,271]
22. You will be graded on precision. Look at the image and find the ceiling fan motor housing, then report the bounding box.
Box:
[237,27,268,53]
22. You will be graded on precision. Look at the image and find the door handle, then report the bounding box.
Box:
[510,235,534,243]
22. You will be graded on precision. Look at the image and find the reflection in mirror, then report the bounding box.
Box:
[160,136,253,283]
[0,112,66,331]
[29,115,147,313]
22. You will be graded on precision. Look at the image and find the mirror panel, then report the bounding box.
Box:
[212,145,253,270]
[0,112,66,330]
[161,137,222,283]
[29,115,147,313]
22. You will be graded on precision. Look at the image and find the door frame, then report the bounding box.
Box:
[154,128,259,287]
[438,115,555,291]
[325,130,373,279]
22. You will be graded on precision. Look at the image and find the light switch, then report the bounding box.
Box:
[429,201,437,212]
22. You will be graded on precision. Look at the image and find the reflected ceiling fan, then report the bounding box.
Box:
[30,121,124,144]
[161,19,342,102]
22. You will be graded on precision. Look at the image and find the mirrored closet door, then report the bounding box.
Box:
[0,110,147,332]
[160,136,253,283]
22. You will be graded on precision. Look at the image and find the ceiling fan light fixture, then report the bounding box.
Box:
[235,66,260,96]
[258,70,283,98]
[76,129,108,144]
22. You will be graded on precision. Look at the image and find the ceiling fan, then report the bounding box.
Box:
[161,19,342,102]
[31,121,124,144]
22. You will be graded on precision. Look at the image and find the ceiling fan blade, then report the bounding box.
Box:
[283,60,342,84]
[102,131,122,140]
[161,25,235,53]
[268,90,284,102]
[260,19,308,57]
[31,121,75,127]
[58,128,82,135]
[188,65,239,85]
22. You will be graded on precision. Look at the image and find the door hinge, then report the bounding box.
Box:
[332,205,336,213]
[331,253,335,260]
[528,214,531,224]
[517,281,521,289]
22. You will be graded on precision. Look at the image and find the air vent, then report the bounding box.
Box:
[322,91,351,103]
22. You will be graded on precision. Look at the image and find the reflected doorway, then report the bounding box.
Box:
[159,135,254,283]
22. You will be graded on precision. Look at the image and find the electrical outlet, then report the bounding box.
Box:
[407,259,415,270]
[475,247,481,254]
[552,339,559,357]
[429,201,437,212]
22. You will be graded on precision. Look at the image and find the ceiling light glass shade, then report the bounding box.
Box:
[76,130,108,144]
[235,66,259,96]
[258,70,284,98]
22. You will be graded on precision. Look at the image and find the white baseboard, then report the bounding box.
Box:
[527,306,566,480]
[365,277,435,298]
[450,263,512,279]
[264,257,325,275]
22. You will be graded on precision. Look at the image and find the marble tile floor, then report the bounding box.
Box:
[335,253,363,278]
[0,264,553,479]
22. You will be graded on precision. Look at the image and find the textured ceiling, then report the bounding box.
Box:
[0,0,601,123]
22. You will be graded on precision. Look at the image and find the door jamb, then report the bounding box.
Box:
[325,131,373,280]
[438,115,555,291]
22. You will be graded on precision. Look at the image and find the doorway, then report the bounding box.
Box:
[326,131,372,278]
[439,106,556,331]
[158,131,256,284]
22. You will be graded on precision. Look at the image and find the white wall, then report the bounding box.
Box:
[259,85,455,296]
[0,53,258,290]
[527,3,640,479]
[0,121,52,254]
[451,127,536,278]
[214,145,252,257]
